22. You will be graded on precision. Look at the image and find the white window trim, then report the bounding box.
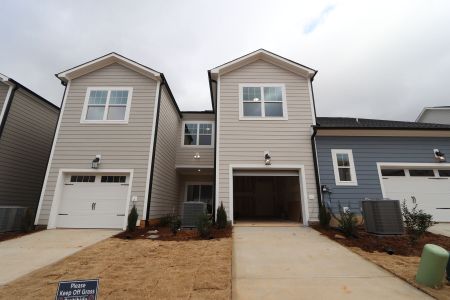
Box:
[80,87,133,124]
[238,83,288,120]
[184,182,214,202]
[331,149,358,186]
[181,120,215,148]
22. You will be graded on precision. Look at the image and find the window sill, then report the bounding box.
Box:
[181,145,214,149]
[335,181,358,186]
[239,116,288,121]
[80,120,129,124]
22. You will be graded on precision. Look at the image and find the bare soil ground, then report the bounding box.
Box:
[313,225,450,300]
[0,234,232,299]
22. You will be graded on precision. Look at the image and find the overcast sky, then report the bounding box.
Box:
[1,0,450,121]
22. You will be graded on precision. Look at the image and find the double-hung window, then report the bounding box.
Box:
[239,84,287,119]
[331,149,358,185]
[186,183,213,214]
[183,121,214,147]
[82,87,133,123]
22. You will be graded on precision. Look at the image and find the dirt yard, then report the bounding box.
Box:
[314,225,450,300]
[0,236,232,299]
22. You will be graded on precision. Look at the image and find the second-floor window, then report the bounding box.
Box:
[239,84,287,119]
[82,87,133,123]
[183,121,214,147]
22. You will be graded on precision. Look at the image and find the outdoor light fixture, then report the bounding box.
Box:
[194,153,200,159]
[434,149,446,162]
[91,154,101,169]
[264,151,271,165]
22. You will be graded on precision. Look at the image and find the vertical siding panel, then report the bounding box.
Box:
[37,63,156,224]
[0,89,59,210]
[218,60,318,220]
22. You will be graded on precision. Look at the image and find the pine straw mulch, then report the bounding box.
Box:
[313,225,450,300]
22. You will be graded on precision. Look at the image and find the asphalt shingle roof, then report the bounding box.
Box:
[316,117,450,130]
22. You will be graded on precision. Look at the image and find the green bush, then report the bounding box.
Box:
[337,206,358,237]
[159,214,172,227]
[127,205,139,232]
[21,208,34,233]
[318,201,331,228]
[216,202,228,229]
[196,212,212,239]
[169,216,181,235]
[401,200,434,244]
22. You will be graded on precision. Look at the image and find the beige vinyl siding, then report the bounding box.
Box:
[176,113,214,166]
[0,82,10,113]
[217,59,319,220]
[0,89,58,210]
[149,86,180,219]
[37,63,157,224]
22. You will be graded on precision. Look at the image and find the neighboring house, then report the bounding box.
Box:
[0,73,59,224]
[416,106,450,124]
[208,49,319,225]
[314,117,450,222]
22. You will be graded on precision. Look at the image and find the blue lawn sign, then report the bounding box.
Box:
[55,279,99,300]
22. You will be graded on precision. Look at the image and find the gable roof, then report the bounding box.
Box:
[316,117,450,130]
[209,49,317,80]
[56,52,161,83]
[416,106,450,122]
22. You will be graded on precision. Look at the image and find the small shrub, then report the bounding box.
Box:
[169,216,181,235]
[127,205,139,232]
[337,206,358,237]
[21,208,34,233]
[196,212,212,239]
[401,200,434,244]
[216,202,228,229]
[318,201,331,228]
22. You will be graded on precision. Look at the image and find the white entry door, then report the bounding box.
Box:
[56,174,129,228]
[381,168,450,222]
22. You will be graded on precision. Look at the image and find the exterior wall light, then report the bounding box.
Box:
[264,151,271,165]
[91,154,101,169]
[194,152,201,159]
[434,149,446,162]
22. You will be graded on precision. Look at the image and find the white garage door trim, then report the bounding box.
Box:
[47,168,134,230]
[228,164,310,226]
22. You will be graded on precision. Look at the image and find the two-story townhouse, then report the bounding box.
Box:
[208,49,320,225]
[0,74,59,231]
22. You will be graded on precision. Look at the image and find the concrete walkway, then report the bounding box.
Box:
[429,223,450,237]
[233,226,430,300]
[0,229,117,286]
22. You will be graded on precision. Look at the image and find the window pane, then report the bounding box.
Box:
[338,168,352,181]
[264,87,282,102]
[107,106,126,120]
[438,170,450,177]
[184,123,197,145]
[336,154,350,167]
[243,87,261,101]
[199,123,212,134]
[381,169,405,176]
[199,135,211,145]
[243,102,262,116]
[88,90,107,105]
[109,90,129,105]
[187,185,200,201]
[265,102,283,117]
[86,106,105,120]
[409,169,434,177]
[200,185,213,214]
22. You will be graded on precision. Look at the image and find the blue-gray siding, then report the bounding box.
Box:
[316,136,450,213]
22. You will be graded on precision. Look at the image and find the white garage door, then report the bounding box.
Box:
[381,167,450,222]
[56,174,129,229]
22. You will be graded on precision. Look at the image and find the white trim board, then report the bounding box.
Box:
[35,81,71,225]
[228,164,310,226]
[214,76,221,221]
[47,168,134,230]
[0,84,14,126]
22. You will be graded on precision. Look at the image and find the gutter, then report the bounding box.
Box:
[314,126,450,131]
[146,77,164,222]
[208,70,218,220]
[310,126,323,211]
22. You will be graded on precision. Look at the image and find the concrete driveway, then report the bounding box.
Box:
[233,226,430,300]
[0,229,118,286]
[429,223,450,237]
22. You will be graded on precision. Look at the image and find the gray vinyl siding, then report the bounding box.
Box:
[149,86,180,219]
[37,63,157,224]
[316,136,450,213]
[0,89,58,211]
[217,59,318,220]
[0,82,10,113]
[176,113,214,166]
